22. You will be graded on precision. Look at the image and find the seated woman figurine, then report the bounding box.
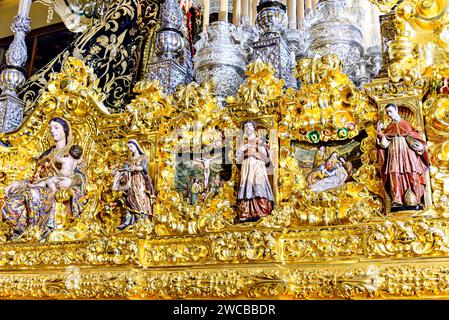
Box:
[1,117,87,238]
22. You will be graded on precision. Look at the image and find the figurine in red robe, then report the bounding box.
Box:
[377,103,429,208]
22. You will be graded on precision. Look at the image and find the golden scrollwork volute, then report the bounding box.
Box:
[226,60,285,117]
[281,54,376,143]
[367,0,402,12]
[370,0,449,85]
[126,79,174,134]
[421,65,449,214]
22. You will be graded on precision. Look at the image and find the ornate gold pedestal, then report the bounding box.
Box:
[1,214,449,299]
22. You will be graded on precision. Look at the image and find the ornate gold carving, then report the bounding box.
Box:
[1,51,449,300]
[364,78,429,100]
[15,263,449,299]
[281,231,364,260]
[370,0,449,84]
[226,60,284,116]
[366,219,449,257]
[126,79,174,132]
[153,80,238,236]
[281,55,376,143]
[0,237,139,268]
[211,230,277,262]
[139,238,209,265]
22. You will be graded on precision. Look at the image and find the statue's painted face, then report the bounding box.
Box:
[127,142,138,154]
[386,106,399,120]
[49,121,66,143]
[244,122,255,135]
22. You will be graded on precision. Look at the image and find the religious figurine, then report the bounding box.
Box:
[376,103,430,210]
[236,121,274,222]
[314,146,326,167]
[113,140,155,230]
[205,174,222,200]
[28,145,83,197]
[1,117,87,237]
[440,77,449,94]
[307,151,350,192]
[193,154,221,190]
[189,178,202,205]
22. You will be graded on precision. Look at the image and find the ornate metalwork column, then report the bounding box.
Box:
[145,0,187,95]
[193,21,248,106]
[304,0,372,86]
[0,7,31,133]
[251,0,297,88]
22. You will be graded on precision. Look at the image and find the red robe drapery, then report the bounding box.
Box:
[377,119,429,206]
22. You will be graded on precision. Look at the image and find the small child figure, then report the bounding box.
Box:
[29,145,83,196]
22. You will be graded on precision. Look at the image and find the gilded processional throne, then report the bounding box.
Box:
[2,0,449,300]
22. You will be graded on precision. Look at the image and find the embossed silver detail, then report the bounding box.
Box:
[146,60,187,95]
[255,1,288,39]
[251,0,297,88]
[160,0,183,30]
[146,0,187,94]
[155,30,184,60]
[285,28,306,60]
[193,21,248,105]
[304,0,366,86]
[233,24,260,57]
[366,45,383,79]
[252,35,297,88]
[297,0,383,86]
[0,95,25,132]
[0,15,31,132]
[6,16,31,68]
[155,0,185,59]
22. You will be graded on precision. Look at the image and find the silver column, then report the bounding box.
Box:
[145,0,187,95]
[304,0,366,86]
[251,0,297,88]
[193,21,250,106]
[0,10,31,133]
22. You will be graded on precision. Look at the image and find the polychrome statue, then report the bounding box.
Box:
[376,103,430,210]
[1,117,87,237]
[236,121,274,222]
[112,139,155,230]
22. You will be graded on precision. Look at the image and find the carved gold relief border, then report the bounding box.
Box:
[0,217,447,269]
[3,259,449,299]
